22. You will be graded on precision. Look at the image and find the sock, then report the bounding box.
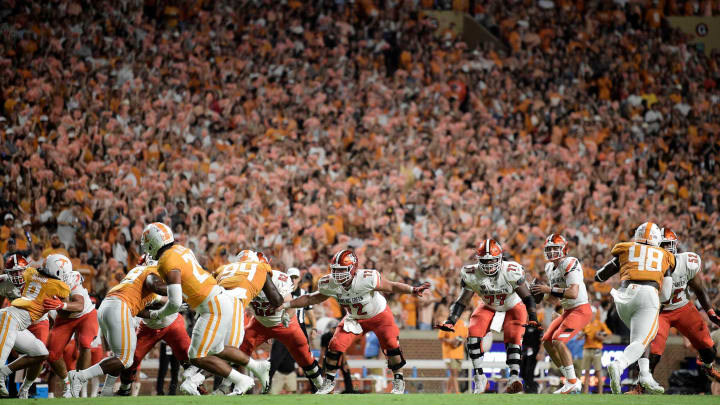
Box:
[617,341,645,370]
[394,373,403,380]
[20,377,34,392]
[563,365,577,383]
[226,369,250,386]
[506,344,521,376]
[63,376,70,388]
[303,361,323,389]
[342,367,353,391]
[245,358,260,375]
[0,366,11,377]
[81,381,88,397]
[101,375,118,396]
[638,358,651,378]
[78,364,105,381]
[325,372,336,382]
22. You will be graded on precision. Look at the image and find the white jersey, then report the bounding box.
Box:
[461,261,525,312]
[251,270,295,327]
[318,269,387,320]
[663,252,701,311]
[543,256,588,310]
[64,271,95,318]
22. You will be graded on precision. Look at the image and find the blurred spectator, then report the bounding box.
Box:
[582,305,613,394]
[437,315,468,394]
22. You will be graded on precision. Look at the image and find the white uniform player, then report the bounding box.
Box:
[317,269,387,320]
[253,270,295,327]
[662,252,701,311]
[544,257,588,310]
[441,239,539,394]
[282,250,431,395]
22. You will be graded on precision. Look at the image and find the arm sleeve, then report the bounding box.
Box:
[152,284,183,319]
[595,257,620,282]
[659,276,673,302]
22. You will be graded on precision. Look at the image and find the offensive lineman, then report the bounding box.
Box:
[531,234,592,394]
[282,249,430,395]
[439,239,540,394]
[595,222,675,394]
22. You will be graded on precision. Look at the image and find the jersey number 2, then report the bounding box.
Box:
[342,303,367,316]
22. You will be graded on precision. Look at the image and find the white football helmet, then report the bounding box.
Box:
[140,222,174,260]
[42,254,73,280]
[632,222,662,247]
[235,249,270,264]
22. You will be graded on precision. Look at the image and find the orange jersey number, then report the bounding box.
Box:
[215,261,270,306]
[158,245,216,309]
[11,268,70,322]
[107,265,159,316]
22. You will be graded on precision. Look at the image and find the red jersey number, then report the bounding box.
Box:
[484,294,507,306]
[342,303,367,316]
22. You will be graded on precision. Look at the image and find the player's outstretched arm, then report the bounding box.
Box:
[145,273,168,296]
[149,269,182,319]
[594,257,620,282]
[374,278,430,296]
[437,287,474,332]
[688,277,720,325]
[282,291,329,309]
[262,276,285,307]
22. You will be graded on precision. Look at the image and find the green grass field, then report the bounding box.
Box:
[4,394,714,405]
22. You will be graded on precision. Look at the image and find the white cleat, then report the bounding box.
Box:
[248,360,271,393]
[227,373,255,396]
[179,378,201,396]
[0,378,8,397]
[608,361,622,394]
[18,387,30,399]
[62,383,72,398]
[554,380,582,394]
[67,371,85,398]
[638,375,664,394]
[505,375,523,393]
[391,378,405,394]
[473,374,487,394]
[315,379,335,395]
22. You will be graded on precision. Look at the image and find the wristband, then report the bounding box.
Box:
[550,287,565,298]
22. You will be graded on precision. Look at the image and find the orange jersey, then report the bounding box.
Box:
[106,265,160,317]
[11,268,70,322]
[611,242,675,285]
[214,261,271,307]
[157,244,217,309]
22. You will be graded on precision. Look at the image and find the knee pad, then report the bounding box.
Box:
[466,337,484,359]
[324,350,342,370]
[384,347,406,371]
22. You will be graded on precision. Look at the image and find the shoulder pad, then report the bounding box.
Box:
[611,242,632,256]
[560,257,581,274]
[504,261,525,282]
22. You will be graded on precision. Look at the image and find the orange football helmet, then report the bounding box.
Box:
[330,249,358,283]
[475,239,503,276]
[660,228,678,254]
[543,234,569,261]
[4,254,28,288]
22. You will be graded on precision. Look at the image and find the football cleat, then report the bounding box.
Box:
[227,373,255,396]
[391,378,405,394]
[607,361,622,394]
[553,380,581,394]
[505,375,523,393]
[211,379,232,396]
[638,375,664,394]
[699,360,720,383]
[67,371,85,398]
[624,384,644,395]
[315,379,336,395]
[179,379,201,396]
[115,387,131,396]
[18,386,30,399]
[247,360,271,393]
[472,374,487,394]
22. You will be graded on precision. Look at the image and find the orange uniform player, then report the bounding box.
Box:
[595,222,675,394]
[0,255,72,398]
[214,250,272,308]
[68,258,167,397]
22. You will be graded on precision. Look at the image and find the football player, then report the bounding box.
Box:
[0,254,71,397]
[131,223,278,396]
[439,239,540,394]
[282,249,431,395]
[631,228,720,393]
[531,234,591,394]
[46,268,99,398]
[209,249,285,393]
[0,254,54,399]
[213,268,323,394]
[595,222,675,394]
[67,254,169,396]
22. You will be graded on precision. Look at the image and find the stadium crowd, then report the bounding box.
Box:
[1,0,719,341]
